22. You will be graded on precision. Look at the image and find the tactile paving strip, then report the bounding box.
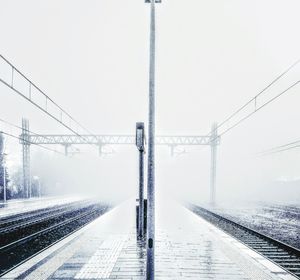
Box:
[75,235,127,279]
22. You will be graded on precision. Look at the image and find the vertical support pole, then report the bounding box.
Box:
[138,150,144,236]
[3,163,6,204]
[147,1,156,279]
[22,118,26,198]
[98,143,103,157]
[64,145,69,156]
[38,179,41,198]
[22,118,31,199]
[210,123,218,206]
[1,133,7,204]
[136,123,145,238]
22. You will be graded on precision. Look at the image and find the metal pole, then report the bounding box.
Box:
[210,123,218,205]
[2,135,7,204]
[22,119,25,197]
[26,119,31,198]
[64,145,69,156]
[22,118,27,198]
[38,180,41,198]
[138,149,144,237]
[3,162,6,204]
[22,118,31,199]
[147,0,156,279]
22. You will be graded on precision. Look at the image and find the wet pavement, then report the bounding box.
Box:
[2,198,297,280]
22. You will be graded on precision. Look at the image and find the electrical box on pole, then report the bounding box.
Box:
[145,0,161,3]
[136,123,145,152]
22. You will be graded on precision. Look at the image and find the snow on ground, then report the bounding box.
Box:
[208,201,300,249]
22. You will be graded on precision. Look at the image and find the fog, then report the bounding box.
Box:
[1,0,300,204]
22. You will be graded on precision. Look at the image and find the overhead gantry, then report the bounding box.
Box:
[19,119,220,204]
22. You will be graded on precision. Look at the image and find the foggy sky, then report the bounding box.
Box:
[1,0,300,203]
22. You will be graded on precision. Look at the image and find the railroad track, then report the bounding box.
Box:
[0,200,91,232]
[0,200,85,228]
[0,202,110,276]
[187,204,300,279]
[0,202,99,247]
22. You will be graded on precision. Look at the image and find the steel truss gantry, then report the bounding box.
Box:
[27,134,215,146]
[19,119,220,204]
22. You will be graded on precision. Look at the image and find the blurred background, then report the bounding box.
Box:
[0,0,300,204]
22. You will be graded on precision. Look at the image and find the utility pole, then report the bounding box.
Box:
[145,0,161,279]
[136,122,145,238]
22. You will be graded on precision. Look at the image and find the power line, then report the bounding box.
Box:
[0,117,57,141]
[217,58,300,130]
[259,138,300,156]
[206,79,300,145]
[0,54,99,147]
[271,144,300,154]
[205,58,300,154]
[218,80,300,138]
[260,144,300,155]
[0,130,64,155]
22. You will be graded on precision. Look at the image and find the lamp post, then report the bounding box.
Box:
[145,0,161,279]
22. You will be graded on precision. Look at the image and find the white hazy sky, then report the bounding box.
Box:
[1,0,300,203]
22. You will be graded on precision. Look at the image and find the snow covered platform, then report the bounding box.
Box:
[1,198,297,280]
[0,196,85,218]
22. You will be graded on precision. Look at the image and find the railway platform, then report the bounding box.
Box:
[0,196,86,218]
[1,198,297,280]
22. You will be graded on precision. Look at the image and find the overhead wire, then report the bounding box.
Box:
[218,80,300,139]
[259,138,300,156]
[0,54,99,147]
[201,57,300,146]
[0,130,64,155]
[217,58,300,131]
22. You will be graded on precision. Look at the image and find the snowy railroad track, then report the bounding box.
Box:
[0,202,110,276]
[188,204,300,279]
[0,200,92,234]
